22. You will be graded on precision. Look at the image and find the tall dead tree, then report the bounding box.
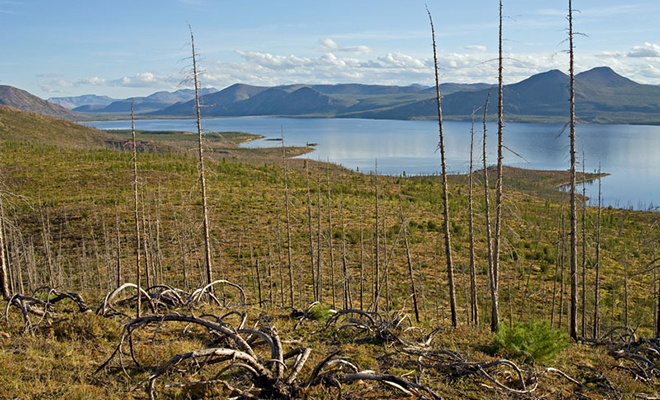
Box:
[306,166,317,301]
[327,168,336,309]
[468,109,479,326]
[282,131,295,308]
[400,197,420,323]
[131,104,142,318]
[190,25,213,285]
[492,0,504,333]
[581,149,587,337]
[482,91,499,332]
[317,174,323,304]
[340,189,351,309]
[428,7,457,328]
[0,195,9,298]
[373,160,380,311]
[568,0,578,340]
[114,205,122,288]
[593,166,602,338]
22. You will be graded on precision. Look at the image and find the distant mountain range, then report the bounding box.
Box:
[4,67,660,124]
[150,67,660,124]
[48,94,116,109]
[56,88,218,114]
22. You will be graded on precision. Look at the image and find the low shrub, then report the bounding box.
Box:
[493,321,569,364]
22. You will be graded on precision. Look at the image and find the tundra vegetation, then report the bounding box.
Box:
[1,5,660,400]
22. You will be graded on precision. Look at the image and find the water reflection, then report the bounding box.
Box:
[87,118,660,210]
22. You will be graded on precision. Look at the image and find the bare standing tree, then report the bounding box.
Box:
[581,149,587,337]
[131,104,142,318]
[468,108,479,326]
[482,91,499,332]
[281,129,295,308]
[306,165,317,301]
[593,165,602,338]
[189,25,213,285]
[492,0,505,333]
[0,195,9,298]
[428,7,457,328]
[568,0,579,340]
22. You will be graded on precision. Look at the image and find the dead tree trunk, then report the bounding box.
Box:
[492,0,504,333]
[131,104,142,318]
[340,190,351,309]
[482,92,499,332]
[400,199,420,323]
[551,216,561,328]
[317,173,323,304]
[141,190,151,288]
[593,166,602,338]
[0,196,9,298]
[581,149,587,337]
[428,7,457,328]
[327,169,336,309]
[468,109,479,326]
[359,213,365,311]
[282,133,294,309]
[373,160,380,311]
[276,213,285,307]
[189,25,213,285]
[306,166,317,301]
[568,0,579,340]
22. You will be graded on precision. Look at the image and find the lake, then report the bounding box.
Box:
[86,117,660,211]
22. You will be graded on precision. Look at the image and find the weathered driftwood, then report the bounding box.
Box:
[32,286,91,314]
[325,309,411,345]
[98,310,441,399]
[96,283,157,317]
[581,327,660,382]
[97,312,257,373]
[145,284,187,309]
[187,279,247,308]
[4,287,90,332]
[406,346,617,397]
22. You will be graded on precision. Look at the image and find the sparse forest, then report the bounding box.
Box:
[1,4,660,400]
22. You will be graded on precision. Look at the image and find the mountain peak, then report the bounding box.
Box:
[577,66,636,87]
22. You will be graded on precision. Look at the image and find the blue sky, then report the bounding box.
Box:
[1,0,659,99]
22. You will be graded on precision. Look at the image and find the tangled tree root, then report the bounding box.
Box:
[581,326,660,382]
[4,287,90,332]
[98,311,442,400]
[405,347,618,397]
[325,309,413,345]
[96,280,246,318]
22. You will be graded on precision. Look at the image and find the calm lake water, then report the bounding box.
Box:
[87,118,660,211]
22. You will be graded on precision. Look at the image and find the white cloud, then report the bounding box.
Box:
[109,72,180,88]
[36,74,106,93]
[377,53,426,69]
[464,45,487,52]
[35,43,659,96]
[320,38,340,52]
[627,42,660,58]
[319,38,370,54]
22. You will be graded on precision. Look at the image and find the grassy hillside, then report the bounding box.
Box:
[0,107,659,399]
[0,86,86,120]
[0,105,109,148]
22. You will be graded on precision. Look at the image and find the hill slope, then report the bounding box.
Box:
[0,86,86,120]
[0,105,109,148]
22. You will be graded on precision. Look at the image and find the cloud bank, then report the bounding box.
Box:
[40,41,660,95]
